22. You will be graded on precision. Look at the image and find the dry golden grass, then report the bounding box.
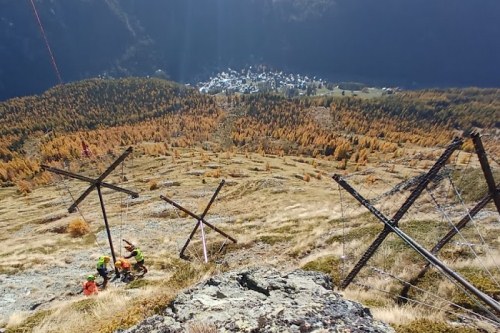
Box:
[1,144,499,332]
[186,322,218,333]
[371,304,431,325]
[67,218,90,237]
[15,179,33,195]
[148,179,159,190]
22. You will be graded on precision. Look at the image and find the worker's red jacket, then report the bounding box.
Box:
[83,281,98,296]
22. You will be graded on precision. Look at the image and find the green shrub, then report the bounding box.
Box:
[326,224,381,245]
[258,234,293,245]
[6,310,53,333]
[302,255,342,287]
[452,267,500,313]
[395,318,477,333]
[451,168,500,203]
[71,298,97,312]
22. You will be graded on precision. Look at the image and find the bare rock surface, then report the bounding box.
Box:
[119,267,394,333]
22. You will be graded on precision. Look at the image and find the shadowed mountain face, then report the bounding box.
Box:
[1,0,500,100]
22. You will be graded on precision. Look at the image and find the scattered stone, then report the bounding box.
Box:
[294,173,306,180]
[186,170,205,176]
[160,180,181,187]
[206,164,222,169]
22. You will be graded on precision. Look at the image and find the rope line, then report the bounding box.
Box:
[29,0,63,84]
[447,175,500,273]
[336,182,497,318]
[353,281,499,329]
[58,172,106,253]
[387,218,497,319]
[338,183,347,281]
[426,188,500,289]
[368,266,500,327]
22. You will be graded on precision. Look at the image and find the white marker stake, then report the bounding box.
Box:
[199,220,208,263]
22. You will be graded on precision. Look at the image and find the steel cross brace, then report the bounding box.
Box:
[336,137,463,289]
[401,133,500,299]
[159,179,237,260]
[333,174,500,316]
[400,185,500,300]
[41,146,139,273]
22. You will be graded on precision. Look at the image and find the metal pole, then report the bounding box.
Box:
[160,180,236,259]
[96,184,119,275]
[337,137,463,289]
[394,225,500,315]
[180,180,225,258]
[160,195,237,244]
[472,133,500,214]
[40,165,138,198]
[68,147,134,212]
[334,174,500,315]
[200,221,208,263]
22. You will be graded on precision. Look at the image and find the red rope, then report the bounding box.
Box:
[29,0,63,84]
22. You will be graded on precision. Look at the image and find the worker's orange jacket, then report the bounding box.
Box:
[83,281,99,296]
[120,259,132,270]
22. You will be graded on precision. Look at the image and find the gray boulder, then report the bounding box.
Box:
[119,267,394,333]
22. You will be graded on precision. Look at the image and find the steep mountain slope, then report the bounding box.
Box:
[0,81,499,332]
[2,0,500,100]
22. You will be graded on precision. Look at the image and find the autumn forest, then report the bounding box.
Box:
[1,78,499,191]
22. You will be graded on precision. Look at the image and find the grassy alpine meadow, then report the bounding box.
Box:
[1,141,499,332]
[1,80,500,332]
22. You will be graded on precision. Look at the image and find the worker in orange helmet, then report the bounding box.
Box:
[115,258,133,282]
[83,274,99,296]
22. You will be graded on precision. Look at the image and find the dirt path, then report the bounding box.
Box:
[212,99,246,150]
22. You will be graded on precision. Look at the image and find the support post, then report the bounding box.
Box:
[471,133,500,214]
[97,185,119,275]
[337,137,463,289]
[42,147,137,275]
[68,147,134,212]
[160,195,237,244]
[159,179,237,260]
[400,134,500,299]
[41,165,138,198]
[180,180,225,258]
[334,174,500,316]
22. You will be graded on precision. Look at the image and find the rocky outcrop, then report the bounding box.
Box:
[119,267,394,333]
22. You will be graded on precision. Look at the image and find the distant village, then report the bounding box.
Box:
[99,66,398,98]
[194,67,398,97]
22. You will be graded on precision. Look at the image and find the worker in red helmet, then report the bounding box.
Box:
[83,274,99,296]
[123,239,148,276]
